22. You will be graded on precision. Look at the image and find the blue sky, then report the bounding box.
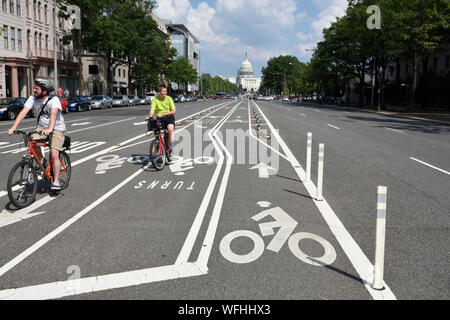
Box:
[155,0,349,78]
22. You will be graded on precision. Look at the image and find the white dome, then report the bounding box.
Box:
[238,55,254,77]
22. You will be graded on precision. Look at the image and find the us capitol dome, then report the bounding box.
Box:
[236,54,261,93]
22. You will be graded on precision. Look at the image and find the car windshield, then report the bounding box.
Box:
[71,97,82,102]
[138,96,146,99]
[113,96,122,99]
[92,96,103,100]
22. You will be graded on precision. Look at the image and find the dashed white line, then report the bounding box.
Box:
[384,127,404,134]
[327,124,340,130]
[409,157,450,175]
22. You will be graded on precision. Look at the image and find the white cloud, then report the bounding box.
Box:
[155,0,192,22]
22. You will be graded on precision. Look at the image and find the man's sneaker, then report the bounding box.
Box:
[51,183,61,191]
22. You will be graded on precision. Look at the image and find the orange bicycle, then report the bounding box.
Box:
[6,130,71,208]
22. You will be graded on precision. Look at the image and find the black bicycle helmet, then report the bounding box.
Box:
[34,78,55,93]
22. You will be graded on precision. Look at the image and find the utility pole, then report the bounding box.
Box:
[53,8,58,91]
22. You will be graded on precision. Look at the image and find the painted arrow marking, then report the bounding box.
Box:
[71,122,92,127]
[0,197,50,228]
[250,162,276,178]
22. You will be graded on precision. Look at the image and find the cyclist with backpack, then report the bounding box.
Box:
[8,79,67,190]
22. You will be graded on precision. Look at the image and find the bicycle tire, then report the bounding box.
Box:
[7,160,38,209]
[150,139,166,170]
[58,151,72,190]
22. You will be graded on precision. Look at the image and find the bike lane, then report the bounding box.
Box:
[130,100,384,300]
[0,101,239,299]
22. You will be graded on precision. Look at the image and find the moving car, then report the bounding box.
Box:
[68,96,91,112]
[0,97,29,120]
[90,95,113,109]
[112,95,130,107]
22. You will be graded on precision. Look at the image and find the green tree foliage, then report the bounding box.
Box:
[58,0,173,95]
[199,74,240,95]
[306,0,450,109]
[261,55,305,96]
[167,57,198,93]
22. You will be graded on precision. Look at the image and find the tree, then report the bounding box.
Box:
[167,57,198,93]
[261,55,304,95]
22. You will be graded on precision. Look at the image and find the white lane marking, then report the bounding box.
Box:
[0,142,23,150]
[300,113,306,117]
[112,102,235,153]
[384,127,404,134]
[0,102,231,199]
[0,118,91,134]
[0,263,205,300]
[409,157,450,175]
[251,100,396,300]
[0,102,233,278]
[68,117,135,134]
[250,162,276,178]
[0,142,8,146]
[175,101,241,265]
[327,124,340,130]
[71,122,92,127]
[133,121,147,126]
[196,103,239,269]
[0,102,235,299]
[0,199,48,228]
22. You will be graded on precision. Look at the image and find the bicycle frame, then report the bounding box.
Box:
[26,139,68,180]
[153,128,170,156]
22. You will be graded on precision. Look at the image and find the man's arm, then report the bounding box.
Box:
[8,107,30,135]
[43,108,59,136]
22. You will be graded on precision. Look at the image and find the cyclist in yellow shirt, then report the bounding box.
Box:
[145,84,176,160]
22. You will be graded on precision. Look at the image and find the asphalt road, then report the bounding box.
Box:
[0,98,448,300]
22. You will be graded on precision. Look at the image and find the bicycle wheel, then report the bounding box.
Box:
[7,160,38,209]
[149,138,166,170]
[58,151,71,191]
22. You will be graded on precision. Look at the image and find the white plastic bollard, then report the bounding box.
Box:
[316,144,324,201]
[373,186,387,290]
[306,132,312,182]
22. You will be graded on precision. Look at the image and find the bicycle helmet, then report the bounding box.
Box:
[34,78,55,93]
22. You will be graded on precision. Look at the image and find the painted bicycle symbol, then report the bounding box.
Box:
[220,204,337,267]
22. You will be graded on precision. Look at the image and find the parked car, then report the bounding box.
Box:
[112,95,130,107]
[138,95,151,105]
[58,97,68,113]
[0,97,29,120]
[131,95,141,106]
[68,96,91,112]
[146,92,157,102]
[90,95,112,109]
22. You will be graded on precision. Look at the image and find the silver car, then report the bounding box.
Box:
[90,95,113,109]
[112,95,130,107]
[128,95,140,106]
[138,95,151,105]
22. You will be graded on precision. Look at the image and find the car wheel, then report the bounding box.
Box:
[8,111,16,120]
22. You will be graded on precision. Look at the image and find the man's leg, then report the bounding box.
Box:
[167,124,175,151]
[51,148,61,185]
